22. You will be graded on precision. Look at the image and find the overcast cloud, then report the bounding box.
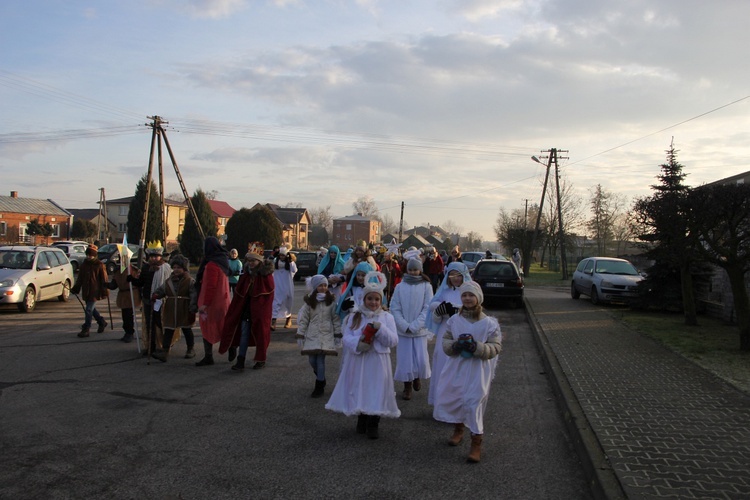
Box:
[1,0,748,241]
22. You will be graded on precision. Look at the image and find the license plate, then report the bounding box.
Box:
[486,283,504,288]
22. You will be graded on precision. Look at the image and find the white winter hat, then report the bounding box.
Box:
[459,280,484,304]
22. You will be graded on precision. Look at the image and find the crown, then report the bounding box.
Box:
[247,241,264,255]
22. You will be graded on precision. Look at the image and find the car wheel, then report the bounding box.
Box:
[18,286,36,313]
[590,287,600,305]
[107,262,116,275]
[571,282,580,299]
[59,279,71,302]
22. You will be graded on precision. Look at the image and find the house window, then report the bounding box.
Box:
[119,223,127,232]
[50,224,60,237]
[346,224,352,230]
[119,205,128,216]
[0,221,5,236]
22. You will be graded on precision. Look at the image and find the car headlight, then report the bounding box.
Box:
[1,278,17,287]
[600,280,614,288]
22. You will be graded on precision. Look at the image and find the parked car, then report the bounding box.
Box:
[0,246,74,312]
[292,251,318,281]
[97,243,140,275]
[571,257,643,305]
[460,251,506,271]
[470,258,524,307]
[51,241,88,272]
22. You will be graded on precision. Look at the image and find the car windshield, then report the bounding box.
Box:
[0,250,35,270]
[595,260,639,276]
[475,262,515,278]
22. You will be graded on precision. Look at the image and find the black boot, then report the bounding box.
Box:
[366,415,380,440]
[356,414,367,434]
[228,346,237,362]
[311,379,326,398]
[195,339,214,366]
[231,356,245,372]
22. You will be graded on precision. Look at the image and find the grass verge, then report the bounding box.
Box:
[611,309,750,395]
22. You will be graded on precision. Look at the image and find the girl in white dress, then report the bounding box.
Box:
[325,271,400,439]
[426,262,472,406]
[271,247,297,330]
[433,281,502,463]
[390,257,434,400]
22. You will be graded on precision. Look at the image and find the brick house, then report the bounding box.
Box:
[104,196,187,244]
[0,191,72,244]
[332,213,381,249]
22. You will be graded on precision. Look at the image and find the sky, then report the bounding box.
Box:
[1,0,749,242]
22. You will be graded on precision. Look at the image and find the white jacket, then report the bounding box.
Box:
[390,279,433,338]
[296,298,342,355]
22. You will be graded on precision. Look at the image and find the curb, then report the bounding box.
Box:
[524,297,627,500]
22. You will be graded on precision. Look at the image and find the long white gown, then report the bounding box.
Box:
[325,308,401,418]
[427,287,462,405]
[272,260,297,319]
[432,313,501,435]
[390,279,434,382]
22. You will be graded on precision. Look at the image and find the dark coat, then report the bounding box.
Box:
[72,258,109,302]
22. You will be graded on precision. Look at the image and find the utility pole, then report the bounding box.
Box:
[97,188,109,243]
[138,116,205,264]
[530,149,569,279]
[398,201,404,243]
[527,154,553,276]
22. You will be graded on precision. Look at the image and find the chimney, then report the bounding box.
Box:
[10,191,19,198]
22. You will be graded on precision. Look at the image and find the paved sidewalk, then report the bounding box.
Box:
[525,287,750,500]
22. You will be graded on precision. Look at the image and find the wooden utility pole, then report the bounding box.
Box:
[97,188,109,243]
[398,201,404,243]
[137,116,205,264]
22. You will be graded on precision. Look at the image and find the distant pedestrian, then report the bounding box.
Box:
[433,281,502,463]
[325,271,400,439]
[228,248,242,295]
[71,244,109,338]
[424,246,444,293]
[447,246,462,264]
[271,247,297,330]
[512,248,523,274]
[390,257,433,401]
[296,274,342,397]
[195,237,231,367]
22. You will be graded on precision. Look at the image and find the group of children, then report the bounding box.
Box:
[75,240,502,463]
[297,257,503,463]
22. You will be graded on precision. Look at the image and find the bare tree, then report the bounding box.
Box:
[542,173,584,267]
[380,213,399,235]
[309,205,334,234]
[352,195,378,218]
[462,231,483,251]
[205,190,219,200]
[166,192,185,202]
[283,202,303,208]
[441,219,463,236]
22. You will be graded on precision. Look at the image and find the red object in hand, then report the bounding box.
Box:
[362,322,378,344]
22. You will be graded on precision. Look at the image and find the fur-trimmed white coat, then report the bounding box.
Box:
[296,296,342,355]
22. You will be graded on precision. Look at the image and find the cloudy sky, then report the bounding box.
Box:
[2,0,749,241]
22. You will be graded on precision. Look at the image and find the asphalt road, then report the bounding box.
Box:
[0,283,592,499]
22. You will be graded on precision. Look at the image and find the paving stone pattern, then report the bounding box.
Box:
[527,289,750,499]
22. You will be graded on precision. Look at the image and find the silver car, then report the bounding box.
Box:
[571,257,643,305]
[0,246,74,312]
[51,241,89,273]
